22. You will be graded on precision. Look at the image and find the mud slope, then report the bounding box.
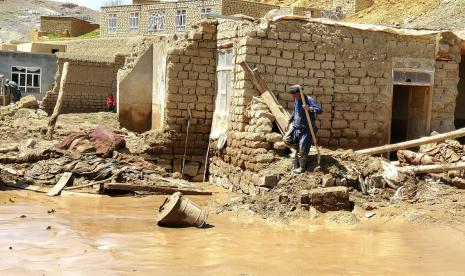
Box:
[0,0,99,42]
[346,0,465,30]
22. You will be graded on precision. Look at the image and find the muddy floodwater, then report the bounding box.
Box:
[1,190,465,275]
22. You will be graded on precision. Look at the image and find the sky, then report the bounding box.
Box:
[52,0,130,10]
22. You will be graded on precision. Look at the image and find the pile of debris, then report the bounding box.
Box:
[220,129,465,221]
[0,123,211,196]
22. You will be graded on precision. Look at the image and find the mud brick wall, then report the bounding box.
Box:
[141,20,218,181]
[431,32,462,133]
[210,19,461,191]
[41,55,125,114]
[209,20,282,192]
[210,97,284,194]
[225,20,462,149]
[41,17,99,37]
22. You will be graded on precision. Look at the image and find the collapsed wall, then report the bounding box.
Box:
[41,55,125,114]
[118,20,218,181]
[40,38,146,114]
[209,18,461,194]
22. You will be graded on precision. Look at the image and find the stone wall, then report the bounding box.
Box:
[41,55,125,114]
[101,0,279,37]
[40,16,99,37]
[101,1,221,37]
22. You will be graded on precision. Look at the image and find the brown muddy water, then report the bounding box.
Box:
[1,189,465,275]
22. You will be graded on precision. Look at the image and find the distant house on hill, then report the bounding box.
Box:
[100,0,280,37]
[40,16,99,38]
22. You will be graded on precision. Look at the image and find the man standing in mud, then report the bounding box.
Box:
[284,84,322,174]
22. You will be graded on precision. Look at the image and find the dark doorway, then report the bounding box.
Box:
[391,85,410,144]
[455,55,465,129]
[391,85,431,144]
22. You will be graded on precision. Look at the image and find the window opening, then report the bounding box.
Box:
[11,66,41,93]
[201,7,212,17]
[148,11,166,32]
[108,13,117,33]
[129,12,139,32]
[176,10,187,31]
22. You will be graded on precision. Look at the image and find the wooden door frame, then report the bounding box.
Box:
[387,84,433,146]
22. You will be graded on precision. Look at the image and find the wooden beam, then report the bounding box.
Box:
[105,183,213,195]
[46,62,69,140]
[240,61,290,134]
[399,162,465,174]
[0,146,19,153]
[356,128,465,155]
[47,172,73,196]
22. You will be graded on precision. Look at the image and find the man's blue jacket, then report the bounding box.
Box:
[290,96,322,130]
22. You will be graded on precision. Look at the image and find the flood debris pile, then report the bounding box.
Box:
[0,107,211,196]
[220,135,465,223]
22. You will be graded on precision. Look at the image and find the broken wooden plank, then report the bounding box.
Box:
[240,61,290,134]
[63,166,128,191]
[399,162,465,174]
[105,183,213,196]
[46,62,69,140]
[0,146,19,154]
[3,182,49,193]
[357,128,465,155]
[1,182,101,197]
[47,172,73,196]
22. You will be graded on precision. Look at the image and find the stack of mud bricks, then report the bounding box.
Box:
[153,20,218,181]
[41,55,126,114]
[432,32,462,133]
[210,97,283,195]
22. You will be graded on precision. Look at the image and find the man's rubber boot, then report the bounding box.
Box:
[293,158,307,174]
[292,158,300,170]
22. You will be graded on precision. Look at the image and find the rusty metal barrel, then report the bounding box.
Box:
[157,192,208,228]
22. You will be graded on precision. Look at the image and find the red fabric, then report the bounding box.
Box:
[106,96,115,106]
[89,125,125,156]
[56,126,125,157]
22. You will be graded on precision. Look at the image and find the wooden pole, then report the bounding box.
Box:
[356,128,465,155]
[0,145,19,153]
[298,87,321,166]
[240,61,291,135]
[46,62,69,140]
[399,162,465,174]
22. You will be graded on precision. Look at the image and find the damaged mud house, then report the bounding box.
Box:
[2,0,465,216]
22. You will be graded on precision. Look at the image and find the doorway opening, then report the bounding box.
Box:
[390,85,431,144]
[455,55,465,129]
[454,55,465,143]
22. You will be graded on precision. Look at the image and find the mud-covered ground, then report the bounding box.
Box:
[2,106,465,226]
[217,149,465,226]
